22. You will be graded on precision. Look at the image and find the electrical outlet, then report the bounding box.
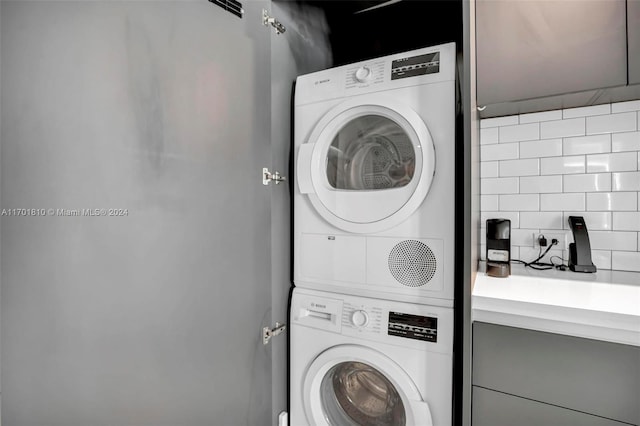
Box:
[532,232,569,251]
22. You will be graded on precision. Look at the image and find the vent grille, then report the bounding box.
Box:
[208,0,243,18]
[388,240,437,287]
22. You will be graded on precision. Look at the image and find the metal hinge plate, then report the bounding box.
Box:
[263,322,286,345]
[263,168,286,185]
[262,9,286,34]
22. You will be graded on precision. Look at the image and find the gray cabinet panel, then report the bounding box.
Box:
[473,387,630,426]
[1,1,273,425]
[630,0,640,85]
[473,322,640,425]
[476,0,627,105]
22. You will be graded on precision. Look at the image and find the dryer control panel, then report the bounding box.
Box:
[391,52,440,80]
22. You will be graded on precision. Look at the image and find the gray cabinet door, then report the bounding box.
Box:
[629,0,640,85]
[473,387,630,426]
[476,0,627,105]
[473,322,640,425]
[1,1,273,425]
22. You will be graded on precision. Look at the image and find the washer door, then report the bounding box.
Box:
[302,345,433,426]
[297,97,436,234]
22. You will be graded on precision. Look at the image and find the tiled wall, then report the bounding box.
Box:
[480,100,640,272]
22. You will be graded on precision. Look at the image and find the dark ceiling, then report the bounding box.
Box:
[300,0,463,66]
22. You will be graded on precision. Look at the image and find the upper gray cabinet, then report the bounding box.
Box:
[629,0,640,85]
[476,0,628,106]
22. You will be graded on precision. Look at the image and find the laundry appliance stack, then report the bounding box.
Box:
[290,42,457,426]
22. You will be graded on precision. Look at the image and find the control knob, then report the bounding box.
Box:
[354,66,373,83]
[351,310,369,327]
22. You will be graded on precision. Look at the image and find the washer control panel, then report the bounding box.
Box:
[388,312,438,342]
[391,51,440,80]
[342,301,383,333]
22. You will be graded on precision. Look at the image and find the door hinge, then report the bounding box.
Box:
[263,168,287,185]
[262,9,286,35]
[278,411,289,426]
[263,322,286,345]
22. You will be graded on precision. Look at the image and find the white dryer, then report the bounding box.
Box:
[290,287,453,426]
[294,43,456,307]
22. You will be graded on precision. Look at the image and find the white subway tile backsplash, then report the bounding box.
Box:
[518,246,564,264]
[510,246,520,261]
[612,212,640,231]
[499,159,540,177]
[563,134,611,155]
[520,138,562,159]
[520,175,563,194]
[540,117,585,139]
[564,173,611,193]
[499,123,539,143]
[481,142,519,161]
[612,172,640,191]
[481,177,519,194]
[480,127,499,145]
[511,228,538,246]
[563,211,611,230]
[499,194,539,211]
[541,156,585,175]
[481,161,499,178]
[562,104,611,119]
[591,250,612,270]
[586,192,638,211]
[586,152,637,173]
[612,251,640,272]
[611,100,640,113]
[481,211,520,228]
[586,112,637,135]
[480,100,640,271]
[590,231,637,251]
[481,195,499,211]
[541,193,585,211]
[520,212,563,229]
[481,115,519,128]
[611,132,640,152]
[519,110,562,124]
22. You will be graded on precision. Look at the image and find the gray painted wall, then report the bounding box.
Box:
[1,1,273,425]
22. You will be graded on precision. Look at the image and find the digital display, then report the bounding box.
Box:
[391,52,440,80]
[388,312,437,342]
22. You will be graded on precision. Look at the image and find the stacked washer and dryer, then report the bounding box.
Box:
[291,43,456,426]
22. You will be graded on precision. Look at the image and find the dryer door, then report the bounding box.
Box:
[297,97,435,234]
[302,345,433,426]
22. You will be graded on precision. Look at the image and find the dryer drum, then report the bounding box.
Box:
[388,240,437,287]
[326,115,415,191]
[320,361,406,426]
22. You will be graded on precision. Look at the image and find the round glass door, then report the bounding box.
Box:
[326,115,416,192]
[300,97,435,234]
[320,362,406,426]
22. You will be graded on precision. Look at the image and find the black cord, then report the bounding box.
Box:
[550,255,568,270]
[512,240,559,270]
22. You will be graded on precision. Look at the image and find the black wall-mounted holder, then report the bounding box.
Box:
[568,216,597,273]
[486,218,511,278]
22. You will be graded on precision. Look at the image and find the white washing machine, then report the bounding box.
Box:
[294,43,456,307]
[290,287,453,426]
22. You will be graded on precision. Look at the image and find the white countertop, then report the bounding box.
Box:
[473,263,640,346]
